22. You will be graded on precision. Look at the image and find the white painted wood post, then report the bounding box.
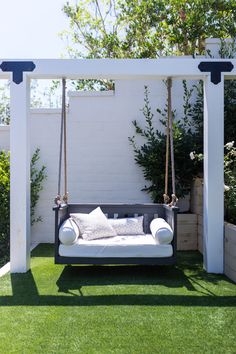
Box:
[10,75,31,273]
[203,75,224,273]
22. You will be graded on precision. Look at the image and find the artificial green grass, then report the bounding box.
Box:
[0,245,236,354]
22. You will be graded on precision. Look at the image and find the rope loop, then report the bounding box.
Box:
[163,193,170,204]
[63,192,69,204]
[170,194,178,207]
[54,195,62,206]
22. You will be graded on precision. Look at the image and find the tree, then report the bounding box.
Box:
[120,0,236,56]
[0,81,10,125]
[62,0,236,58]
[62,0,124,58]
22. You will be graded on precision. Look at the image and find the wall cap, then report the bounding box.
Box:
[0,124,10,130]
[68,90,114,97]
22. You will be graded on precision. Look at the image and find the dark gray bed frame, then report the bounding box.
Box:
[53,203,178,265]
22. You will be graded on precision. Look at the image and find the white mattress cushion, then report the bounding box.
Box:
[150,218,173,244]
[71,207,117,241]
[108,216,144,235]
[59,218,79,245]
[59,234,173,258]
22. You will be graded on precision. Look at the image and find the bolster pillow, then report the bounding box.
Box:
[59,218,80,245]
[150,218,173,244]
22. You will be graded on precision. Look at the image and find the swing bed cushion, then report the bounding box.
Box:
[54,203,178,265]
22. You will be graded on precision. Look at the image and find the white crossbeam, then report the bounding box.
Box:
[0,58,235,80]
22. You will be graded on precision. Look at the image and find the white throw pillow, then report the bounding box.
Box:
[71,207,117,241]
[59,218,80,245]
[108,216,144,235]
[150,218,173,244]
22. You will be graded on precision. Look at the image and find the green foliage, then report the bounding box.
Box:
[70,78,114,92]
[0,151,10,266]
[119,0,236,56]
[62,1,236,90]
[31,148,47,225]
[224,142,236,224]
[0,81,10,125]
[0,149,46,267]
[189,40,236,223]
[129,85,202,202]
[62,0,236,59]
[224,80,236,143]
[187,81,203,151]
[220,40,236,144]
[193,142,236,225]
[130,72,236,209]
[62,0,124,59]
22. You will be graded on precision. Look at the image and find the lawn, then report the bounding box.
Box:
[0,245,236,354]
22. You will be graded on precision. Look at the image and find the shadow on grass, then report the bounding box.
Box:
[0,260,235,307]
[56,264,196,293]
[31,244,54,258]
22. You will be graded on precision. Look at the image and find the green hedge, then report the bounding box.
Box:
[0,149,46,267]
[0,151,10,267]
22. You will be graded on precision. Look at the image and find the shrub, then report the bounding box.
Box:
[130,69,236,224]
[0,151,10,266]
[191,142,236,225]
[0,149,46,267]
[223,143,236,224]
[129,85,202,203]
[31,148,47,225]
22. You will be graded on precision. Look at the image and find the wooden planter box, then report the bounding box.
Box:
[191,178,236,283]
[191,178,203,253]
[177,214,198,251]
[197,215,203,254]
[224,222,236,283]
[190,177,203,215]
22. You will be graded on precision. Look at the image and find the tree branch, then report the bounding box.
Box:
[95,0,107,33]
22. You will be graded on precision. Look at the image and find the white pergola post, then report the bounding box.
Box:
[203,75,224,273]
[10,75,31,273]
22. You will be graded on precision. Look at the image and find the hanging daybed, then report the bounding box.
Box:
[53,78,179,265]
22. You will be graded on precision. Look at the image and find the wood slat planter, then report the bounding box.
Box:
[191,178,203,254]
[197,215,203,254]
[224,222,236,283]
[191,177,236,283]
[190,177,203,215]
[177,214,198,251]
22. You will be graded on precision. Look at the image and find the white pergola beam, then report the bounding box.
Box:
[0,58,236,80]
[29,58,205,80]
[10,75,31,273]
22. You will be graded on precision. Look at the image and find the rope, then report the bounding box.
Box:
[62,78,68,204]
[163,78,178,207]
[54,78,68,205]
[168,78,178,206]
[163,78,171,205]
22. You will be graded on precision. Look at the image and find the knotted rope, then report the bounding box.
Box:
[54,78,68,205]
[163,78,178,207]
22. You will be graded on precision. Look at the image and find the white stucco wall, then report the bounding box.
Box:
[0,78,195,243]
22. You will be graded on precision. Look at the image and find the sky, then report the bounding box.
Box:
[0,0,70,58]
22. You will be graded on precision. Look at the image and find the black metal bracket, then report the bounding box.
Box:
[198,61,234,85]
[0,61,36,84]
